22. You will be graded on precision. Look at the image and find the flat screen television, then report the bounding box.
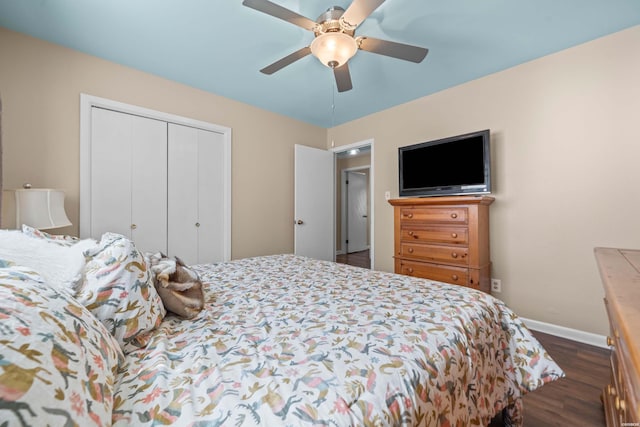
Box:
[399,129,491,197]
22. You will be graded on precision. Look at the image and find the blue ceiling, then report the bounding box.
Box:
[1,0,639,127]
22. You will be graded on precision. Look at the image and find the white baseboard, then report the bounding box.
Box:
[521,317,608,349]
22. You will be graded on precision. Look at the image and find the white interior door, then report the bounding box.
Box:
[130,116,167,254]
[168,123,226,265]
[346,171,368,253]
[90,107,167,253]
[90,107,132,240]
[168,124,199,264]
[294,144,334,261]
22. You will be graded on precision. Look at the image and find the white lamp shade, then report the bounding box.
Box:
[310,32,358,68]
[15,189,72,230]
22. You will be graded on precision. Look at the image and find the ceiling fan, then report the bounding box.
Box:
[242,0,429,92]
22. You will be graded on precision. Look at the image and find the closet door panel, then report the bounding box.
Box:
[90,107,167,253]
[168,124,199,264]
[90,108,133,240]
[130,117,168,254]
[197,130,226,263]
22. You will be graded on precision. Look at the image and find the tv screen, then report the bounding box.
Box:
[399,129,491,197]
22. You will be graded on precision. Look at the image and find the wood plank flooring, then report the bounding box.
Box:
[336,249,370,269]
[488,330,609,426]
[519,330,609,426]
[335,252,610,426]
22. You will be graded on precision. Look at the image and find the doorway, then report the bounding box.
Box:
[333,140,373,269]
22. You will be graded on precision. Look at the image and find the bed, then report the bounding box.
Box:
[0,230,563,426]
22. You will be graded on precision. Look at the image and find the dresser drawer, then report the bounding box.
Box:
[401,226,468,245]
[603,293,640,424]
[400,243,469,266]
[399,207,468,224]
[603,382,621,427]
[398,260,469,287]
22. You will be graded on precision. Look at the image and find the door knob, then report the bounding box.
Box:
[296,220,304,225]
[131,224,137,230]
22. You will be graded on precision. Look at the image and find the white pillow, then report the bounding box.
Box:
[0,230,96,293]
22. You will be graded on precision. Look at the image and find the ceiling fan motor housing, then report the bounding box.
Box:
[310,6,358,68]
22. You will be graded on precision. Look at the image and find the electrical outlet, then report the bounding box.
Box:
[491,278,502,293]
[384,191,391,200]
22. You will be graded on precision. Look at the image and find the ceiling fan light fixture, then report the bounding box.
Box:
[310,32,358,68]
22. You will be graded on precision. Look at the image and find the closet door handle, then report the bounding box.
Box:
[195,222,200,227]
[131,224,137,230]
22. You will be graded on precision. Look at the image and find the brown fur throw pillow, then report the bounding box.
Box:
[145,252,204,319]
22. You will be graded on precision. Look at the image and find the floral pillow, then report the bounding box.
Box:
[76,233,166,353]
[0,260,123,427]
[22,224,79,246]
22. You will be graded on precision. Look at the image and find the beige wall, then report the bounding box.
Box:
[0,27,326,259]
[328,25,640,336]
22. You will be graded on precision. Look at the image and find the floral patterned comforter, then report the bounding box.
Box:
[113,254,563,426]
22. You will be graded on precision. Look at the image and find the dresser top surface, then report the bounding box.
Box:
[388,195,495,207]
[595,247,640,308]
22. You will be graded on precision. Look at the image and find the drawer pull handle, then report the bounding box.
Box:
[451,213,458,219]
[408,248,414,254]
[408,231,414,236]
[451,233,458,238]
[615,396,626,412]
[607,336,614,347]
[451,275,459,281]
[407,268,414,273]
[451,252,458,259]
[406,213,413,218]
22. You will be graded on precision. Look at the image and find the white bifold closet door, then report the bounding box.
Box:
[88,107,227,264]
[90,107,168,254]
[167,123,226,265]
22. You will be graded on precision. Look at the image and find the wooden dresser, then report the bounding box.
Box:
[595,248,640,426]
[389,196,494,293]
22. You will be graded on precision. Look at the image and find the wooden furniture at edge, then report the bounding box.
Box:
[389,196,494,293]
[594,247,640,426]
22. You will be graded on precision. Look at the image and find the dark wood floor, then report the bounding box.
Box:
[337,251,610,426]
[518,330,609,426]
[336,249,370,269]
[487,330,610,426]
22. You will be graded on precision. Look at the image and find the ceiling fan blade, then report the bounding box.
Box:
[333,63,353,93]
[358,36,428,63]
[260,46,312,75]
[242,0,318,31]
[341,0,385,29]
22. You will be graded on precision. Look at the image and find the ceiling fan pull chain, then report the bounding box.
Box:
[332,79,336,127]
